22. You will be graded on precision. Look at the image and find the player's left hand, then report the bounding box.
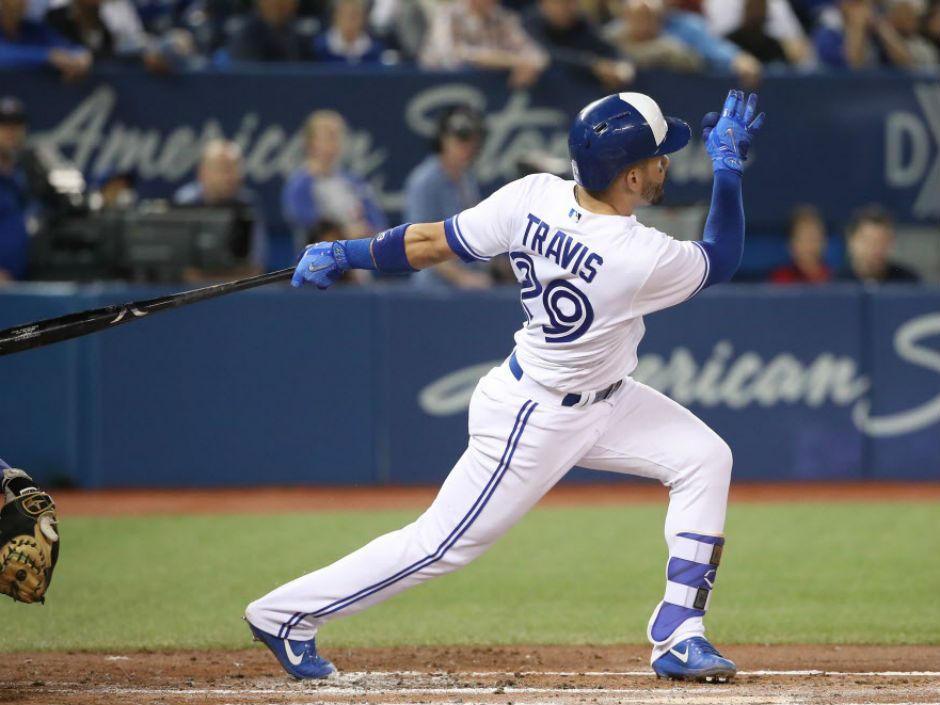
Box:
[291,241,350,290]
[702,90,765,176]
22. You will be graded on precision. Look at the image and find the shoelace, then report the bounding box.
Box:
[692,638,720,657]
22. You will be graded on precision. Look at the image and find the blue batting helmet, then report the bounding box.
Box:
[568,92,691,191]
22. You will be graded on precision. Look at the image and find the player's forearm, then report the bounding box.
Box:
[404,222,456,269]
[698,171,745,288]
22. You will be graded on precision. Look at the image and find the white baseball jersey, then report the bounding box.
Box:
[445,173,708,392]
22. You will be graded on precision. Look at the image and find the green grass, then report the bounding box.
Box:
[0,502,937,651]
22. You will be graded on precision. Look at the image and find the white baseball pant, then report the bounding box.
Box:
[246,359,732,660]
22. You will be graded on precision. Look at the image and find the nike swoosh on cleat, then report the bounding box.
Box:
[284,640,305,666]
[669,646,690,663]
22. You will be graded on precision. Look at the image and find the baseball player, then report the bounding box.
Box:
[246,90,764,682]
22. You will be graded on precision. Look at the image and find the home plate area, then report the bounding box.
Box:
[2,645,938,705]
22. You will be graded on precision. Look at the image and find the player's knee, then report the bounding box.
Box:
[703,436,733,486]
[244,598,266,625]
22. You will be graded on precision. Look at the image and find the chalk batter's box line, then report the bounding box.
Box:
[334,669,939,677]
[40,689,940,705]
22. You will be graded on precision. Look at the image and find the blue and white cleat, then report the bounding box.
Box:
[246,619,336,679]
[652,636,737,682]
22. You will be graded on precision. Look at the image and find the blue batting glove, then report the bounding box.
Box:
[291,241,350,289]
[703,90,766,175]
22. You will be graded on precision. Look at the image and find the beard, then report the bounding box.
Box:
[642,179,665,205]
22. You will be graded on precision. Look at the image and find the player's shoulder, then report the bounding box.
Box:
[630,217,670,241]
[629,218,687,256]
[497,172,570,201]
[518,172,569,190]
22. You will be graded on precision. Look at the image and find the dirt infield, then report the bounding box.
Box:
[1,645,937,705]
[54,482,940,517]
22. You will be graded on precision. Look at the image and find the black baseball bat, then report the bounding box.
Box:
[0,267,294,357]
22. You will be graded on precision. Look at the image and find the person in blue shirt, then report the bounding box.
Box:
[0,97,31,284]
[405,105,495,289]
[312,0,383,63]
[0,0,91,79]
[661,6,763,87]
[282,110,386,251]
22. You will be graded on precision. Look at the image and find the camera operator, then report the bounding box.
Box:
[173,139,268,279]
[0,96,31,284]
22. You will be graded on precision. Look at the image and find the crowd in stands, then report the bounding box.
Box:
[2,0,938,78]
[1,0,935,287]
[769,204,920,285]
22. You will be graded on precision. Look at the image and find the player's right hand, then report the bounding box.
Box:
[702,90,765,176]
[291,241,350,289]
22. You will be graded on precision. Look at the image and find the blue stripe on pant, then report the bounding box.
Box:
[279,399,538,640]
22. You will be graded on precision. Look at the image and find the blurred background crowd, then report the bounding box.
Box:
[1,0,939,289]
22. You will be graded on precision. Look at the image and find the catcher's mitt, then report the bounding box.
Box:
[0,490,59,603]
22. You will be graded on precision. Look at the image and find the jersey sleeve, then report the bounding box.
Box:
[630,232,709,316]
[443,177,533,262]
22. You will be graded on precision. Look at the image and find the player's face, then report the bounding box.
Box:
[640,155,669,205]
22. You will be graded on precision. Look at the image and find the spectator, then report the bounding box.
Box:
[0,97,31,283]
[702,0,815,66]
[839,206,920,283]
[45,0,192,72]
[657,2,764,85]
[786,0,834,32]
[769,205,833,284]
[523,0,634,88]
[226,0,311,61]
[884,0,938,67]
[603,0,703,72]
[90,168,136,210]
[368,0,429,58]
[312,0,383,63]
[405,105,494,289]
[173,139,267,274]
[186,0,254,54]
[578,0,619,24]
[0,0,91,79]
[813,0,915,69]
[282,110,386,251]
[421,0,549,89]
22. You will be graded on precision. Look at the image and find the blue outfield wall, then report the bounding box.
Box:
[0,285,938,487]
